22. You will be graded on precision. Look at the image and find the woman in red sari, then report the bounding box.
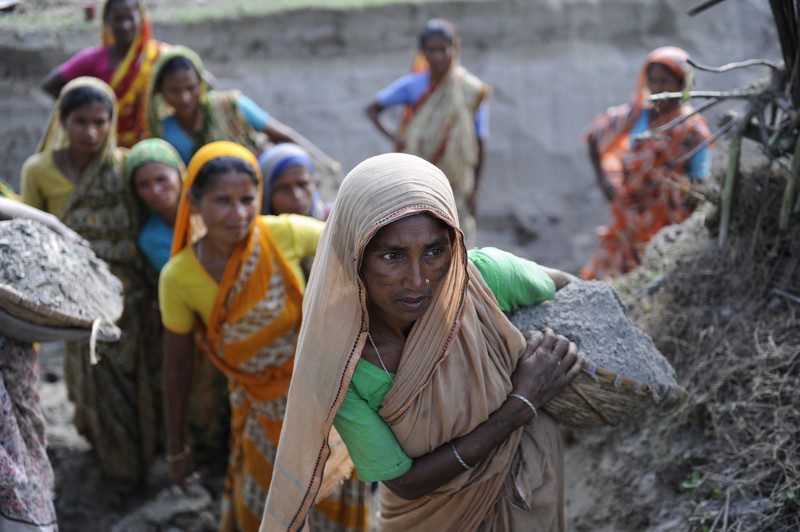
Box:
[581,47,713,280]
[41,0,164,148]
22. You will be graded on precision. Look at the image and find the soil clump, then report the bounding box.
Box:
[0,219,123,323]
[510,280,677,390]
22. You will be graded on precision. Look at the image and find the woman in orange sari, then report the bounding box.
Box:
[581,46,713,280]
[41,0,164,148]
[159,142,367,531]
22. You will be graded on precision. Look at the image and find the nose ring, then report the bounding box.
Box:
[425,279,431,286]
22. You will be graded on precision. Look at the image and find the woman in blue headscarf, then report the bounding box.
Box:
[258,143,331,221]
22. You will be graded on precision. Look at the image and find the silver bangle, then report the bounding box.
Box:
[450,441,473,471]
[509,393,539,423]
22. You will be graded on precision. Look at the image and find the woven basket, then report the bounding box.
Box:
[542,358,689,429]
[0,306,120,343]
[0,282,95,328]
[0,282,122,344]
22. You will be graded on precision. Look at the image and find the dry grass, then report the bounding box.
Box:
[609,160,800,530]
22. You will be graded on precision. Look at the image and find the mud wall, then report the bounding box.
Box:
[0,0,778,270]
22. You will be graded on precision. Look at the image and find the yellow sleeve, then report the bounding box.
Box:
[158,259,196,334]
[282,213,325,259]
[21,157,44,211]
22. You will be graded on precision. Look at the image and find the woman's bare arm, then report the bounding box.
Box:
[588,136,615,202]
[383,329,582,500]
[163,330,196,487]
[0,197,84,243]
[365,101,398,145]
[41,68,67,99]
[538,265,580,291]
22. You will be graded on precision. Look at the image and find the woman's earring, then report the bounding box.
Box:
[425,279,431,286]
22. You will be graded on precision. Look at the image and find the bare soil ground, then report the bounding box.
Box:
[1,0,476,29]
[5,1,791,529]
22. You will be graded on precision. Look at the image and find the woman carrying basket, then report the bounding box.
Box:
[0,199,84,531]
[263,153,582,531]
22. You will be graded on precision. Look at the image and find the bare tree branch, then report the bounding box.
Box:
[688,58,780,73]
[649,89,761,102]
[651,98,722,133]
[674,119,738,165]
[688,0,729,17]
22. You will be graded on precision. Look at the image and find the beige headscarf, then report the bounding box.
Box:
[262,153,564,531]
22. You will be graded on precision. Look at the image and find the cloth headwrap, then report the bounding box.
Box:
[257,143,329,219]
[258,143,315,184]
[126,138,185,183]
[170,141,261,258]
[632,46,693,117]
[146,46,209,139]
[418,18,458,48]
[37,77,118,157]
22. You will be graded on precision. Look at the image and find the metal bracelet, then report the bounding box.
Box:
[509,393,539,423]
[450,441,474,471]
[166,444,191,463]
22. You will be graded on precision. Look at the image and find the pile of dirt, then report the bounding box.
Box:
[111,476,216,532]
[567,160,800,530]
[0,218,123,323]
[510,280,677,390]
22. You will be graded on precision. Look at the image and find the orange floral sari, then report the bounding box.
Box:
[581,47,712,280]
[171,142,367,532]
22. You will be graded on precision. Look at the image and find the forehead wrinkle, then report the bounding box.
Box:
[371,217,449,250]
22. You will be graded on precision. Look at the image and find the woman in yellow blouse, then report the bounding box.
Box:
[159,141,367,531]
[20,78,158,489]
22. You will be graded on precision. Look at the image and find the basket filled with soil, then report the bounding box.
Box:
[509,280,688,428]
[0,218,124,343]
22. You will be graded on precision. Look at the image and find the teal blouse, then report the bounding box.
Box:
[333,247,556,482]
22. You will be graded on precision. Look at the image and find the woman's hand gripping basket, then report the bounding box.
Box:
[509,280,688,428]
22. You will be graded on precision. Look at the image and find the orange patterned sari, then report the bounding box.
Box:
[581,47,712,280]
[172,142,367,532]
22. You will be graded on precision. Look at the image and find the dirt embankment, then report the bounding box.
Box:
[2,1,792,530]
[0,0,778,271]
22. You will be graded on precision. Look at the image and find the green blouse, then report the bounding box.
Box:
[333,247,556,482]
